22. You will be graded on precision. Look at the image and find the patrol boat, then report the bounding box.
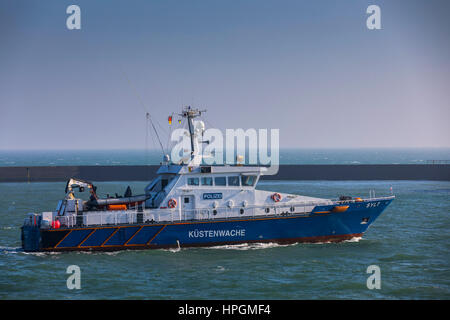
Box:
[21,107,394,252]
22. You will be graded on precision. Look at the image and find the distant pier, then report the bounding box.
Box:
[0,164,449,182]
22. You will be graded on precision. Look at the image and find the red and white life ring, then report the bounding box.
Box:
[271,193,282,202]
[168,198,177,208]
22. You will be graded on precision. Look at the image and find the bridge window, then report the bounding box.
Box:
[241,175,256,186]
[187,177,199,186]
[214,177,226,186]
[228,176,240,186]
[201,177,213,186]
[200,166,212,173]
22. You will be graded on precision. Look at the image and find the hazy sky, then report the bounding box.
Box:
[0,0,449,150]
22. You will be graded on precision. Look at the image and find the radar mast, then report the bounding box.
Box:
[179,106,206,159]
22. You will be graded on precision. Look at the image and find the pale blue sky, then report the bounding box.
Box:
[0,0,449,150]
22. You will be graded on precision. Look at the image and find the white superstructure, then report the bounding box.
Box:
[43,107,332,229]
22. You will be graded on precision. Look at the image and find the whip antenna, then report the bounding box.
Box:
[121,69,166,156]
[146,112,166,156]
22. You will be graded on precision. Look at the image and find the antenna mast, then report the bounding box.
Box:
[179,106,206,158]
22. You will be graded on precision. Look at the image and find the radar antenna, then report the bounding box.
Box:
[178,106,206,158]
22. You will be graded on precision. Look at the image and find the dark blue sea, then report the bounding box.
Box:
[0,149,449,299]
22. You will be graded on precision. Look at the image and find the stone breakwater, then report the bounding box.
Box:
[0,164,449,182]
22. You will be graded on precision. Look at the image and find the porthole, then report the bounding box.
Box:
[213,210,217,215]
[265,208,270,213]
[240,208,244,215]
[290,206,295,212]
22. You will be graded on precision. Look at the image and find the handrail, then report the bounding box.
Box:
[54,195,395,228]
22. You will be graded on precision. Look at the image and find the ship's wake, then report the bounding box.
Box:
[0,246,22,255]
[206,242,297,251]
[161,236,364,252]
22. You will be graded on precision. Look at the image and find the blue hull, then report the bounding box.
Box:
[22,199,393,252]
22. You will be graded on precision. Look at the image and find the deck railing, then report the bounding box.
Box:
[54,195,394,228]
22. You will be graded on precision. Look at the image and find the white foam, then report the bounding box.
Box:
[157,242,296,252]
[308,236,363,245]
[20,251,62,256]
[344,236,363,243]
[206,242,297,251]
[0,246,21,254]
[102,251,122,256]
[164,247,181,253]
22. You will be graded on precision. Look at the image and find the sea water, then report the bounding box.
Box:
[0,179,449,299]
